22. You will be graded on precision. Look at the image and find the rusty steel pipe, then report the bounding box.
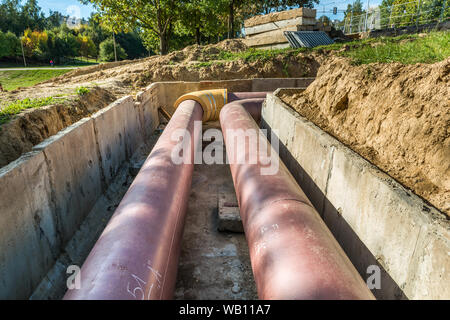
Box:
[226,92,268,123]
[234,98,265,123]
[64,100,203,300]
[228,92,269,103]
[63,93,265,300]
[220,103,375,300]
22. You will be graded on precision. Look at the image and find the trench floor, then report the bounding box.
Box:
[174,131,257,300]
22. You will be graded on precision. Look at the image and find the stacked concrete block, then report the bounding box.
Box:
[243,8,332,50]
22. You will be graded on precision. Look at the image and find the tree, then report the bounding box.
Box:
[226,0,246,39]
[383,0,448,27]
[46,10,65,29]
[178,0,229,45]
[0,0,22,35]
[22,28,48,58]
[99,38,126,61]
[389,0,418,27]
[77,34,97,58]
[0,0,49,34]
[84,14,110,51]
[82,0,180,55]
[343,0,366,32]
[345,0,365,16]
[115,32,147,59]
[0,31,20,58]
[257,0,318,14]
[20,0,46,31]
[318,15,331,26]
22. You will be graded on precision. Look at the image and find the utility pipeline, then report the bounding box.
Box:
[64,100,203,300]
[64,91,267,300]
[220,100,375,300]
[65,90,373,300]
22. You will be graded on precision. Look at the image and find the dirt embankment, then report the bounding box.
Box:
[0,40,320,106]
[0,40,320,169]
[0,87,116,168]
[51,40,320,89]
[281,57,450,215]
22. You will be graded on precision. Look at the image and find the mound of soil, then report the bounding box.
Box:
[0,87,116,168]
[50,39,320,89]
[281,57,450,215]
[1,39,321,108]
[0,39,321,169]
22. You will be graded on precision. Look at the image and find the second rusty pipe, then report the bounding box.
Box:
[227,92,268,123]
[220,102,375,300]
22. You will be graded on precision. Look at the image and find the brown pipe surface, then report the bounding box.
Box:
[64,100,203,300]
[220,103,375,300]
[223,98,265,123]
[228,92,269,103]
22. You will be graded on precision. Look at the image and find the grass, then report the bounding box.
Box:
[344,32,450,64]
[318,31,450,65]
[192,47,306,69]
[216,47,307,62]
[192,31,449,68]
[0,97,58,125]
[0,69,71,91]
[0,57,99,68]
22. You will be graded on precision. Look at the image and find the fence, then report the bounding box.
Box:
[315,0,449,34]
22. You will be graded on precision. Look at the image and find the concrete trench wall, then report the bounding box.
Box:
[140,78,315,116]
[0,94,158,299]
[0,78,312,300]
[262,91,450,300]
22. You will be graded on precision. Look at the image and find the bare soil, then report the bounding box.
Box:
[48,40,318,89]
[0,39,320,168]
[0,87,116,167]
[0,40,319,106]
[280,56,450,215]
[175,138,256,300]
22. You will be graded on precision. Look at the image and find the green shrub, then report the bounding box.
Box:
[76,86,91,96]
[0,97,56,125]
[99,38,127,62]
[0,31,20,59]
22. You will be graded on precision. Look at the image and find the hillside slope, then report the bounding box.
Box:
[281,56,450,214]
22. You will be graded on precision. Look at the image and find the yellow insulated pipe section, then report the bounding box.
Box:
[174,89,228,122]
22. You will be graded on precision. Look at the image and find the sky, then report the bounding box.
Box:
[313,0,384,20]
[37,0,95,19]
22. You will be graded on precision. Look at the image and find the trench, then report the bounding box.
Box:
[59,91,374,301]
[1,78,446,300]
